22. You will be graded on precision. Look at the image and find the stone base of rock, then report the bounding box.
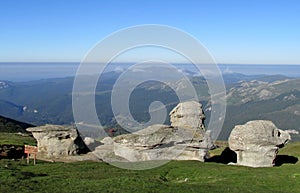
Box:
[229,120,291,167]
[93,139,128,162]
[27,124,88,159]
[93,143,211,162]
[92,124,213,162]
[234,148,278,167]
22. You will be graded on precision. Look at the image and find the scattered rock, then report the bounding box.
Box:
[101,137,114,145]
[84,137,95,146]
[228,120,291,167]
[27,124,88,159]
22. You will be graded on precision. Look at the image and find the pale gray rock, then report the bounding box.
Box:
[83,136,102,151]
[84,137,95,146]
[228,120,291,167]
[113,124,183,161]
[27,124,88,158]
[93,137,127,162]
[170,101,205,131]
[112,124,213,162]
[101,137,114,145]
[92,101,214,162]
[286,129,299,135]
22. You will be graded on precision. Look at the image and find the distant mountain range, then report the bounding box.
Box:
[0,72,299,140]
[221,78,300,141]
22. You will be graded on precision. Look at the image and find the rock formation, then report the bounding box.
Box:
[27,124,88,158]
[228,120,291,167]
[95,101,214,162]
[26,101,214,162]
[170,101,205,131]
[112,124,213,162]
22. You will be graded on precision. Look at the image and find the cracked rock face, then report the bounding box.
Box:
[229,120,291,167]
[27,124,88,158]
[170,101,206,131]
[112,124,213,162]
[98,101,214,162]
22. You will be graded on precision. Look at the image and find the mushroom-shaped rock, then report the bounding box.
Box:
[228,120,291,167]
[26,124,88,158]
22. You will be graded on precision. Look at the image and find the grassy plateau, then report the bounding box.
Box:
[0,136,299,193]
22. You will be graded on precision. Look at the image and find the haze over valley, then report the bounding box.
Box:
[0,63,299,140]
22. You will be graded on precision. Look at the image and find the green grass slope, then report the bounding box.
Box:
[0,132,36,146]
[0,142,299,193]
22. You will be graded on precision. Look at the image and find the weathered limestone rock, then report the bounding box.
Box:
[27,124,88,158]
[112,125,213,162]
[93,137,127,162]
[228,120,291,167]
[102,101,214,162]
[170,101,205,131]
[84,137,95,146]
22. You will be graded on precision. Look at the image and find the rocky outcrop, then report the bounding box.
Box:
[26,124,88,158]
[93,137,129,162]
[94,101,214,162]
[170,101,205,131]
[228,120,291,167]
[25,101,213,162]
[112,124,213,162]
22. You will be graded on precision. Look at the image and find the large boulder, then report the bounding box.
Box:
[112,124,213,162]
[228,120,291,167]
[26,124,88,158]
[95,101,214,162]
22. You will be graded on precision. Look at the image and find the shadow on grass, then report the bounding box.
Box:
[206,147,237,164]
[207,147,298,166]
[274,155,298,166]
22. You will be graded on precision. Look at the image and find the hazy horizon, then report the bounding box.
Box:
[1,1,300,81]
[1,62,300,82]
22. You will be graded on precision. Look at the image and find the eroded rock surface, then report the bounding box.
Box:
[170,101,205,131]
[94,101,214,162]
[112,124,213,162]
[228,120,291,167]
[27,124,88,158]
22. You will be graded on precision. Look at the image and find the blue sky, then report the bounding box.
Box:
[0,0,300,64]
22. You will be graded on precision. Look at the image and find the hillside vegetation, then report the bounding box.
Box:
[0,115,34,133]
